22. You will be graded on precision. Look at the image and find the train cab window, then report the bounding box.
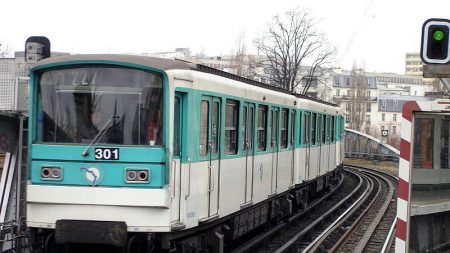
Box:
[258,105,268,151]
[311,113,316,145]
[38,67,163,146]
[281,109,288,149]
[225,100,239,155]
[200,101,210,156]
[331,116,335,143]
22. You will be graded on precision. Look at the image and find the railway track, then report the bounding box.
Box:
[232,165,397,253]
[313,165,397,253]
[231,170,362,253]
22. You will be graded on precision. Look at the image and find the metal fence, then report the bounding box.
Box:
[0,112,28,253]
[345,128,400,162]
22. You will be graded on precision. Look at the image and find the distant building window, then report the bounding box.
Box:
[381,100,386,109]
[367,90,371,98]
[393,125,397,134]
[336,89,340,96]
[367,105,371,112]
[334,76,340,86]
[393,114,397,122]
[346,77,350,86]
[393,100,398,110]
[302,77,318,87]
[382,113,386,121]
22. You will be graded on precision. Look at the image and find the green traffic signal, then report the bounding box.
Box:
[421,18,450,63]
[434,30,445,41]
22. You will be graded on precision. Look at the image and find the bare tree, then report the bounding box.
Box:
[254,9,333,93]
[348,66,368,132]
[230,32,248,77]
[0,42,11,58]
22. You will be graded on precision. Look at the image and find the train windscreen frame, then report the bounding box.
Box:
[36,66,163,146]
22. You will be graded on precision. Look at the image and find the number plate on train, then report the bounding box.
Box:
[95,148,119,160]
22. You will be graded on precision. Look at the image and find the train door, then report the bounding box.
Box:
[199,96,221,220]
[304,112,311,179]
[327,116,332,172]
[242,103,255,205]
[270,107,279,194]
[171,94,183,224]
[317,114,323,176]
[290,110,296,187]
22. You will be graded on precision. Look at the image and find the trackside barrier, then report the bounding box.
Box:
[0,112,27,252]
[344,128,400,162]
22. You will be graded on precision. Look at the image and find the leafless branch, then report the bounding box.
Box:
[254,9,334,93]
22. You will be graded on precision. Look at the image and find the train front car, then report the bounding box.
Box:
[27,55,177,251]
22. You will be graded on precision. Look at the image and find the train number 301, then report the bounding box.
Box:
[95,148,119,160]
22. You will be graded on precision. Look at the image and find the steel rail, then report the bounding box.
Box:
[304,172,380,253]
[231,174,346,253]
[344,164,398,253]
[273,171,368,253]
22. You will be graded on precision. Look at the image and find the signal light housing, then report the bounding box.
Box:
[421,18,450,64]
[41,166,63,180]
[125,169,150,183]
[25,36,51,63]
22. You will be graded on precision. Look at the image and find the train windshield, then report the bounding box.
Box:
[37,67,163,146]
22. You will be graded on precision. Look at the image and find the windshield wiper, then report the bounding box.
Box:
[81,115,120,157]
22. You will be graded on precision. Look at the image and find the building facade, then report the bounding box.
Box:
[0,58,16,110]
[377,95,431,147]
[405,52,423,76]
[0,52,69,112]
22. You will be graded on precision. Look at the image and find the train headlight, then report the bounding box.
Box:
[125,169,150,183]
[41,166,63,180]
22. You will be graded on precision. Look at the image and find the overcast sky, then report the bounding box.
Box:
[1,0,450,73]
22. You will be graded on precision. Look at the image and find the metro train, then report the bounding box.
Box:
[26,54,345,252]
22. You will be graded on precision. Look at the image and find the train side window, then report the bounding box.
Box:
[211,101,220,154]
[200,100,209,156]
[281,109,288,149]
[290,110,295,147]
[225,99,239,155]
[327,116,331,143]
[311,113,316,145]
[257,105,268,151]
[331,116,335,143]
[303,112,309,144]
[321,115,326,144]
